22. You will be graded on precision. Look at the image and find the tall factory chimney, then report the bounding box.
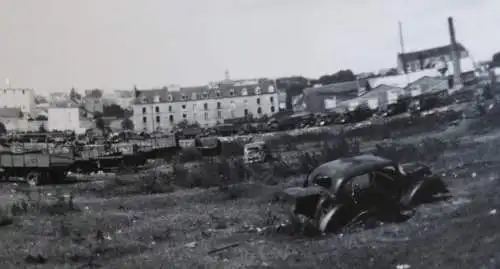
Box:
[448,16,462,88]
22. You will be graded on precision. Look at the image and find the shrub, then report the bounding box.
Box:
[220,140,245,158]
[97,170,175,197]
[172,157,247,189]
[178,147,203,163]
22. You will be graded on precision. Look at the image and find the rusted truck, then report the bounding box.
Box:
[0,145,75,186]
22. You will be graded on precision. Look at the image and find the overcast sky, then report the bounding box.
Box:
[0,0,498,93]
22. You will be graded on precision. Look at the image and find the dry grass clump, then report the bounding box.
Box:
[373,137,450,163]
[3,187,80,218]
[172,157,247,189]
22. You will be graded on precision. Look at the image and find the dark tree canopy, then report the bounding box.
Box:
[0,122,6,134]
[121,118,134,130]
[93,111,103,120]
[490,52,500,68]
[103,104,126,118]
[95,116,105,130]
[315,69,356,85]
[38,123,47,133]
[87,89,103,98]
[35,115,48,121]
[69,88,82,102]
[492,52,500,64]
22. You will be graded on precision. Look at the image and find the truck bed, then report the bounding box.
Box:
[0,151,75,168]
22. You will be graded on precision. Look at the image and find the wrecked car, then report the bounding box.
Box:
[282,154,449,233]
[243,141,271,164]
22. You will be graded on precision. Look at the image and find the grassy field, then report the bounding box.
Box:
[0,109,498,269]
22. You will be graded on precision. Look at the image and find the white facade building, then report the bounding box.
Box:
[0,107,28,132]
[132,79,279,132]
[47,105,86,133]
[0,88,36,115]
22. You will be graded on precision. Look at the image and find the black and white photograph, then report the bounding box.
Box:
[0,0,499,268]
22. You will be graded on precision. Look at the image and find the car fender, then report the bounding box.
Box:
[318,204,344,233]
[282,186,332,218]
[401,177,447,207]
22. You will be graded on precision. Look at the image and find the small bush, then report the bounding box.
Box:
[178,147,203,163]
[15,187,80,216]
[0,206,14,226]
[98,170,175,196]
[172,157,247,189]
[220,141,245,157]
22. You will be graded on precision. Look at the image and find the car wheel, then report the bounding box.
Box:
[26,171,43,187]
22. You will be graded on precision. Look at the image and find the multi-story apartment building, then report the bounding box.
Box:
[0,88,36,115]
[132,79,279,132]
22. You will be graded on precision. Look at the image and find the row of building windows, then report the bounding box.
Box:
[147,85,276,103]
[141,106,276,124]
[141,97,275,114]
[1,89,27,94]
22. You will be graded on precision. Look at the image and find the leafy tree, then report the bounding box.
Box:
[121,118,134,130]
[87,89,103,98]
[69,87,82,102]
[95,116,105,131]
[35,115,48,121]
[492,52,500,65]
[34,95,48,104]
[0,122,6,134]
[317,69,356,85]
[93,111,103,120]
[103,104,125,118]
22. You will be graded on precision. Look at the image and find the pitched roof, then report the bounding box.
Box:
[302,80,366,96]
[371,84,404,93]
[0,107,23,118]
[49,101,79,108]
[133,79,277,104]
[115,90,134,98]
[398,43,466,62]
[405,76,447,94]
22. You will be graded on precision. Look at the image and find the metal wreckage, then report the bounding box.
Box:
[0,134,222,186]
[281,154,450,233]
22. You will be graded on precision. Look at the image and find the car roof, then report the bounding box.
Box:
[308,154,394,181]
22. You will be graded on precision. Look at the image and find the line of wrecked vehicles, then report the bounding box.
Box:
[0,134,222,186]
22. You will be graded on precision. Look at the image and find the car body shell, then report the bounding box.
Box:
[282,154,448,233]
[243,141,270,164]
